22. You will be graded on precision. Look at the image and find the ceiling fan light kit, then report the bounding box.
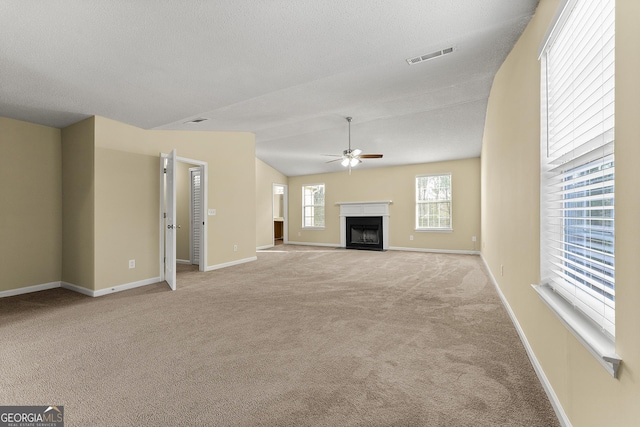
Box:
[328,117,383,174]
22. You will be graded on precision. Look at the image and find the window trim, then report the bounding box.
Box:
[538,0,578,58]
[415,173,452,232]
[537,0,619,377]
[301,183,325,229]
[533,284,620,377]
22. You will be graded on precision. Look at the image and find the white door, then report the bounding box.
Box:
[165,149,177,290]
[190,168,202,265]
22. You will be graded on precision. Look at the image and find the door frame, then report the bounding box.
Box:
[272,183,288,244]
[160,153,208,283]
[189,167,202,265]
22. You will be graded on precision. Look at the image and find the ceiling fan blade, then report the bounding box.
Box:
[359,154,384,159]
[325,158,344,163]
[321,154,342,157]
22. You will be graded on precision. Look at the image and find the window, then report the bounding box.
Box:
[538,0,617,373]
[416,174,451,230]
[302,184,325,228]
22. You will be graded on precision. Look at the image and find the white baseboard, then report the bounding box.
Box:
[61,281,94,296]
[61,277,162,297]
[284,242,479,255]
[389,246,480,255]
[0,281,61,298]
[480,254,571,427]
[0,280,151,299]
[256,244,274,250]
[92,277,163,297]
[285,241,340,248]
[176,259,191,264]
[206,256,257,271]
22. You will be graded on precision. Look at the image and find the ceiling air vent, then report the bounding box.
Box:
[185,117,208,124]
[406,47,454,65]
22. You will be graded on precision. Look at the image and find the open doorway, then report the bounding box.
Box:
[188,167,202,266]
[160,151,208,289]
[175,163,201,274]
[174,163,200,265]
[273,184,288,246]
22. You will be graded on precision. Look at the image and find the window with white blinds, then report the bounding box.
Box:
[540,0,615,338]
[302,184,325,228]
[416,174,452,230]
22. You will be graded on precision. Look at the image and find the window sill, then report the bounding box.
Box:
[414,228,453,233]
[302,227,325,230]
[532,283,621,378]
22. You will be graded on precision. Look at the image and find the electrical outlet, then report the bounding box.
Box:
[472,236,476,242]
[233,244,238,252]
[129,259,135,269]
[409,235,414,241]
[208,209,216,216]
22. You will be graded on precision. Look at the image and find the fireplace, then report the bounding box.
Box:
[346,216,383,251]
[337,201,391,251]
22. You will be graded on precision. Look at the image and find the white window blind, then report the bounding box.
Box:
[416,174,452,230]
[191,169,201,264]
[302,184,325,228]
[540,0,615,338]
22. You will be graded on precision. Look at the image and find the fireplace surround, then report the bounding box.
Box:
[337,201,391,251]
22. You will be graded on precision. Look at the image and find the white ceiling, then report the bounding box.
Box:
[0,0,538,176]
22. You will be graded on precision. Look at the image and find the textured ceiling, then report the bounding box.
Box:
[0,0,539,176]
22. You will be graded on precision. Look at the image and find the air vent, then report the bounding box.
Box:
[185,118,208,124]
[406,47,454,65]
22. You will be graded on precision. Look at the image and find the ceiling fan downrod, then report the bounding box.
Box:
[342,117,362,172]
[346,117,352,153]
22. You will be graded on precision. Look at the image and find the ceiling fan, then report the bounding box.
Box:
[325,117,383,173]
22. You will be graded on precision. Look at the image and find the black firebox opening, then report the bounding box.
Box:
[346,216,383,251]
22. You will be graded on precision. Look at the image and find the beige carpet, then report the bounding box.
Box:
[0,246,559,426]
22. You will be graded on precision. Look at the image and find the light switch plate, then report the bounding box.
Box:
[208,209,216,216]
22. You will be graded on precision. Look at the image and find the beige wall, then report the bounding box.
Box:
[615,0,640,422]
[274,194,283,218]
[61,118,96,290]
[93,116,255,291]
[481,0,640,425]
[0,117,62,292]
[94,147,159,289]
[0,114,255,294]
[255,158,288,248]
[287,158,480,251]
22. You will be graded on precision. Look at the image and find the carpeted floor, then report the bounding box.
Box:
[0,246,559,426]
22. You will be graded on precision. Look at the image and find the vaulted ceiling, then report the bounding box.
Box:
[1,0,539,176]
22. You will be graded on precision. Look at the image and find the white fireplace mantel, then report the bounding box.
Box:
[337,201,391,250]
